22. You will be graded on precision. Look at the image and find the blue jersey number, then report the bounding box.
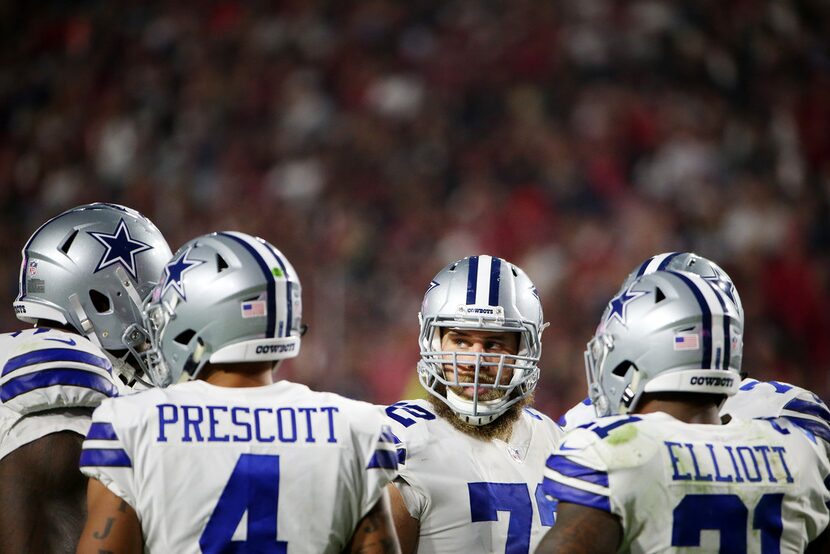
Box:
[385,401,436,427]
[672,493,783,553]
[468,481,555,554]
[200,453,288,554]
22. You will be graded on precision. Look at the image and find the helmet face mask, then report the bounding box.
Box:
[417,255,546,426]
[14,203,172,383]
[586,270,744,417]
[138,232,303,387]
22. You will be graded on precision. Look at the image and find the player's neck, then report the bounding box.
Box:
[198,361,275,388]
[636,397,721,424]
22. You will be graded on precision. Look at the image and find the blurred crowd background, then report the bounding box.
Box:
[1,0,829,418]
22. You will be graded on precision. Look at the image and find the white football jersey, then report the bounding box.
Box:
[560,377,830,448]
[722,378,830,455]
[81,380,397,554]
[0,327,119,461]
[385,399,564,553]
[544,412,830,553]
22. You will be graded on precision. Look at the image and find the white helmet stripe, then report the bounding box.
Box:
[638,252,682,276]
[474,255,494,305]
[699,278,733,370]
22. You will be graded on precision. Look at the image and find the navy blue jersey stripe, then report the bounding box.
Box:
[635,256,656,277]
[466,256,479,304]
[86,422,119,441]
[657,252,682,270]
[79,448,132,468]
[547,455,609,487]
[261,240,293,338]
[219,233,276,338]
[0,368,119,402]
[541,478,611,512]
[378,426,397,444]
[784,416,830,443]
[367,449,398,469]
[784,398,830,423]
[488,257,501,306]
[3,348,112,377]
[670,271,712,369]
[587,416,641,439]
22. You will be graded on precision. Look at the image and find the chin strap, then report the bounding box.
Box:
[445,389,503,426]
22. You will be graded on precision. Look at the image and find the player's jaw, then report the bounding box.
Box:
[444,362,513,401]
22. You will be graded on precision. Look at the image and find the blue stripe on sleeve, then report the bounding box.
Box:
[784,416,830,444]
[783,398,830,424]
[547,455,609,487]
[3,348,112,376]
[86,422,119,441]
[466,256,479,305]
[367,449,398,470]
[0,369,119,402]
[587,416,641,439]
[79,448,132,467]
[541,477,611,512]
[377,425,398,444]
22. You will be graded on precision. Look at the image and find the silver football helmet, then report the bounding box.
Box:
[605,252,744,327]
[418,255,547,426]
[139,231,303,387]
[586,270,743,417]
[14,203,171,358]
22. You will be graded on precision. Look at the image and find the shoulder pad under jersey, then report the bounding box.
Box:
[0,328,119,416]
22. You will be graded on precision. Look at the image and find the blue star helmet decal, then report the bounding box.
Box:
[161,247,205,301]
[87,218,153,279]
[425,279,440,295]
[702,272,737,305]
[605,283,649,327]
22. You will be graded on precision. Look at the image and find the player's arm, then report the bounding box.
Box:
[76,478,142,554]
[344,486,401,554]
[0,430,88,554]
[386,482,418,554]
[536,501,621,554]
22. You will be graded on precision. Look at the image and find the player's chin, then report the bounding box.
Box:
[449,385,506,402]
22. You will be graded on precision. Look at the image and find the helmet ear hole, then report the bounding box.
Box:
[174,329,196,345]
[60,230,79,254]
[655,287,666,303]
[216,254,229,272]
[89,289,111,313]
[612,361,634,377]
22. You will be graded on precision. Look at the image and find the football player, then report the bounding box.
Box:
[384,255,564,553]
[558,252,830,453]
[0,203,171,552]
[77,231,400,553]
[542,270,829,552]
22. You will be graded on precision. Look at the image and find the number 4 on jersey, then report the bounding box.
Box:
[199,453,287,554]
